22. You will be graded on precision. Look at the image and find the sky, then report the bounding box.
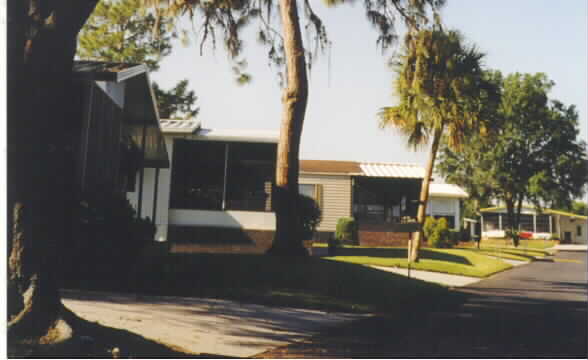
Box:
[152,0,588,167]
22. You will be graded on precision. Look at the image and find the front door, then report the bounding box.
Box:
[564,231,572,244]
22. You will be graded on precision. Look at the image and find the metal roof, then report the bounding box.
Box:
[481,205,588,220]
[165,127,280,143]
[300,159,426,179]
[160,119,201,134]
[300,160,361,174]
[429,183,469,198]
[360,162,424,179]
[73,61,147,82]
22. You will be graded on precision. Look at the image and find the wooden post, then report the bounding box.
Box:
[222,143,229,210]
[407,232,412,279]
[137,122,147,218]
[151,167,160,225]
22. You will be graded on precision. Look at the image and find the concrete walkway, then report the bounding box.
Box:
[370,257,528,288]
[62,289,366,358]
[370,266,481,287]
[552,244,588,252]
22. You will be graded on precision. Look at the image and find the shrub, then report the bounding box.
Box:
[64,191,155,288]
[298,194,322,240]
[335,217,358,245]
[448,229,462,246]
[550,233,560,241]
[425,217,452,248]
[423,216,437,240]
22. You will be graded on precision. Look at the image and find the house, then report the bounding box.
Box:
[128,132,469,251]
[72,61,169,216]
[299,160,468,246]
[127,120,279,253]
[480,205,587,244]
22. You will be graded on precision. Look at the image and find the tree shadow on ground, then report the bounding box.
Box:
[8,306,230,358]
[254,290,587,358]
[333,247,473,265]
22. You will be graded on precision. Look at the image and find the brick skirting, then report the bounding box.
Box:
[358,231,415,247]
[168,226,274,254]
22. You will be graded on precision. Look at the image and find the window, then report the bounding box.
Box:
[170,140,226,210]
[225,142,275,211]
[170,139,276,212]
[299,184,322,208]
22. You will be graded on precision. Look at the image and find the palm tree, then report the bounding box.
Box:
[379,28,497,262]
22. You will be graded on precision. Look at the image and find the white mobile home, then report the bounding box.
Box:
[480,206,587,244]
[128,120,280,253]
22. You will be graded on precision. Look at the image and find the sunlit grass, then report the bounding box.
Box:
[325,247,512,278]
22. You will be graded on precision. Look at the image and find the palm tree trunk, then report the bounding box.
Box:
[410,126,444,262]
[7,0,97,341]
[266,0,309,256]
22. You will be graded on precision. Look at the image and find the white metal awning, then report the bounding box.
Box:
[359,162,425,178]
[429,183,469,198]
[192,128,280,143]
[160,119,202,134]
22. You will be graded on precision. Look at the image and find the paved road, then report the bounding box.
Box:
[257,251,588,358]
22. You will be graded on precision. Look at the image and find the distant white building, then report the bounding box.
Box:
[480,205,587,244]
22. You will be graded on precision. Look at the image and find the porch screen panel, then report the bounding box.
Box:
[483,213,499,231]
[519,214,533,232]
[225,142,275,212]
[536,215,550,233]
[170,139,225,210]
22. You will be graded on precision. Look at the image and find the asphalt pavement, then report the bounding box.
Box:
[257,250,588,358]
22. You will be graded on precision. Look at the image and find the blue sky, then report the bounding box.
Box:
[152,0,587,166]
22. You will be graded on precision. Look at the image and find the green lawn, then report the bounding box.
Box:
[324,247,512,278]
[461,248,532,261]
[101,253,464,314]
[481,238,557,250]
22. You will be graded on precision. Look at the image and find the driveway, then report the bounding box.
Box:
[62,290,365,358]
[257,250,588,358]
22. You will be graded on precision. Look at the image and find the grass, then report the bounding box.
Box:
[68,253,464,315]
[481,238,557,250]
[463,248,532,261]
[324,246,513,278]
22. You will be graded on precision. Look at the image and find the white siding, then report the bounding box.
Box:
[300,174,352,232]
[169,209,275,230]
[427,197,460,230]
[127,138,174,241]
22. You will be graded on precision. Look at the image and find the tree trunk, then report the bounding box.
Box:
[410,126,444,262]
[7,0,97,341]
[266,0,309,256]
[504,196,516,246]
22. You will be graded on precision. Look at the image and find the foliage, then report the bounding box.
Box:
[437,72,588,246]
[335,217,358,245]
[152,80,200,119]
[78,0,176,71]
[379,27,497,260]
[423,216,437,240]
[146,1,445,81]
[77,0,199,119]
[428,217,450,248]
[424,216,455,248]
[447,229,464,245]
[298,194,322,241]
[64,192,155,288]
[560,201,588,216]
